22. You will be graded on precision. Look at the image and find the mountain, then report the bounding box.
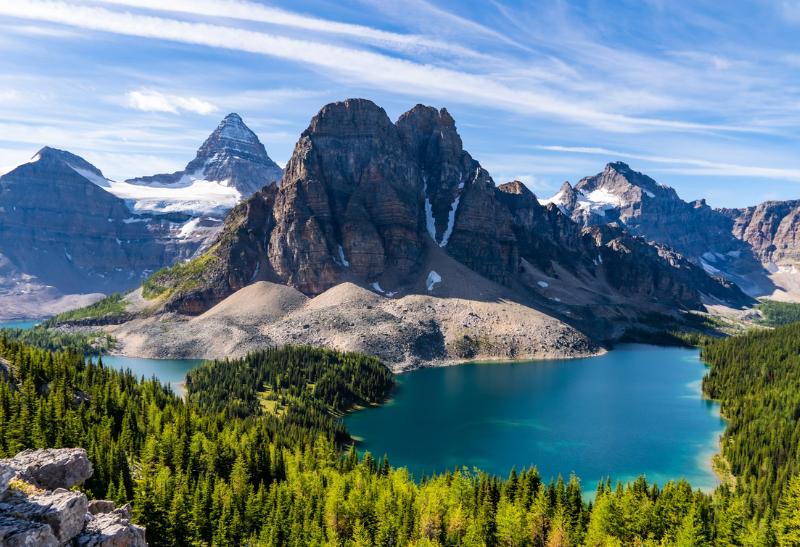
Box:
[544,162,773,295]
[0,114,282,319]
[89,99,750,369]
[0,147,174,317]
[120,113,282,216]
[721,200,800,268]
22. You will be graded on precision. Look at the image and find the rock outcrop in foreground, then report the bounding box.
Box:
[0,448,146,546]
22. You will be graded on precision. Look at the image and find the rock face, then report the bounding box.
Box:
[496,181,749,309]
[142,99,750,321]
[128,113,282,198]
[0,448,146,546]
[546,162,771,295]
[721,200,800,268]
[0,148,173,295]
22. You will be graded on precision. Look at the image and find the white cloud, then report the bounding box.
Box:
[126,89,217,115]
[0,0,755,134]
[536,145,800,182]
[94,0,484,59]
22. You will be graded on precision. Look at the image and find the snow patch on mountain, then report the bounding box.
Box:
[68,164,110,188]
[439,195,460,247]
[426,270,442,291]
[337,245,350,267]
[103,177,241,216]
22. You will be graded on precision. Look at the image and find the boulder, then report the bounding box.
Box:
[0,448,146,546]
[1,448,92,490]
[0,489,88,543]
[0,515,58,547]
[75,505,146,547]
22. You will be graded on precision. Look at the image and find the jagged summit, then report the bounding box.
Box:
[497,180,533,196]
[128,112,282,197]
[576,161,665,197]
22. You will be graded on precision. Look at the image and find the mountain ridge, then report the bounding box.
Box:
[85,99,754,368]
[0,114,283,319]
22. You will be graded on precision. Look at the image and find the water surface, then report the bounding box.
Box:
[345,345,724,493]
[98,355,204,396]
[0,319,40,329]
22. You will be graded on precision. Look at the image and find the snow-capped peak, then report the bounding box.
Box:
[214,113,259,145]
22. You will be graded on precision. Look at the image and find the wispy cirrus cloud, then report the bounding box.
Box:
[94,0,485,59]
[125,89,217,115]
[0,0,760,134]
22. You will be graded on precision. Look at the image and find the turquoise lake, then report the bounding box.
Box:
[0,319,41,329]
[97,356,204,396]
[344,344,724,494]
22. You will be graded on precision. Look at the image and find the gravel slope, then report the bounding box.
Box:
[106,254,598,371]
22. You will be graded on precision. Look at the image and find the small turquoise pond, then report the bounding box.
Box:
[0,319,41,329]
[344,345,724,494]
[97,356,205,396]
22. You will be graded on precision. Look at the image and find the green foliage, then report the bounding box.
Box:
[0,326,114,354]
[142,252,219,300]
[756,299,800,326]
[702,322,800,516]
[187,346,394,444]
[49,293,127,324]
[0,333,793,545]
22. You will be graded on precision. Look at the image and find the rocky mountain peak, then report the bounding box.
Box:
[497,180,533,197]
[30,147,106,180]
[308,98,393,135]
[577,161,663,198]
[129,113,282,197]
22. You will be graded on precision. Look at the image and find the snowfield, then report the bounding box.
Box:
[68,163,241,216]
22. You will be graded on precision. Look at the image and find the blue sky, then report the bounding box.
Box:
[1,0,800,207]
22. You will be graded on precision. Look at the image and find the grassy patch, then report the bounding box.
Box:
[142,252,219,300]
[257,385,286,417]
[50,293,127,323]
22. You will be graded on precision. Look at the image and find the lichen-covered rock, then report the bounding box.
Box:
[1,448,92,491]
[0,449,146,546]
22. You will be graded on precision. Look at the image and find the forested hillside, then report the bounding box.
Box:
[702,323,800,520]
[1,335,799,545]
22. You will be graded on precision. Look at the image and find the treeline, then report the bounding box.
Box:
[2,335,800,544]
[0,325,114,354]
[756,300,800,327]
[702,323,800,518]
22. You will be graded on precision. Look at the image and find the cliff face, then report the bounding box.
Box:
[146,99,750,316]
[721,200,800,267]
[266,99,518,295]
[268,99,425,294]
[0,448,146,546]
